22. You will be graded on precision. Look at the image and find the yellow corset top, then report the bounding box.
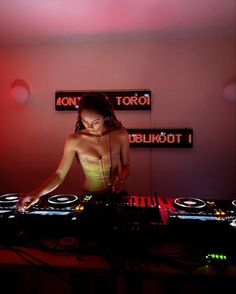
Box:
[78,153,120,193]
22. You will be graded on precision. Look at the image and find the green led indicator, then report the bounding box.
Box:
[205,253,227,261]
[84,195,93,201]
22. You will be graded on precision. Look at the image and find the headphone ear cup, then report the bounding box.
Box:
[104,116,110,122]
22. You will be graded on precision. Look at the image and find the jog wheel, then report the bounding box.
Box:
[48,194,79,206]
[173,197,206,211]
[0,193,20,206]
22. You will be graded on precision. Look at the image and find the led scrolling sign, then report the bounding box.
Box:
[55,90,193,148]
[55,90,151,110]
[128,129,193,148]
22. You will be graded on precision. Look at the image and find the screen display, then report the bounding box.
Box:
[26,210,71,216]
[176,215,224,221]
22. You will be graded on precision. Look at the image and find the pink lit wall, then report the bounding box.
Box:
[0,38,235,199]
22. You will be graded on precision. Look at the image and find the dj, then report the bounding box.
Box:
[17,93,130,212]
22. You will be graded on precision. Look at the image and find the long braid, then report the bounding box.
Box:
[74,112,82,132]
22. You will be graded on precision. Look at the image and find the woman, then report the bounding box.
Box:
[17,93,130,212]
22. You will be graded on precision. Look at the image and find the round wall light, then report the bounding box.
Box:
[223,82,236,103]
[9,79,30,104]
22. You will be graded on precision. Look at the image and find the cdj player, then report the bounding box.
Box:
[0,193,85,242]
[159,196,236,222]
[0,193,82,217]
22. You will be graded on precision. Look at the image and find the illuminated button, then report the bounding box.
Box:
[75,205,84,211]
[83,195,93,201]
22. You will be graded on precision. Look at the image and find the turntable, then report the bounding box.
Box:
[0,193,20,205]
[24,194,81,217]
[158,196,236,224]
[0,193,83,218]
[0,193,21,218]
[8,194,85,240]
[173,197,206,210]
[48,194,79,206]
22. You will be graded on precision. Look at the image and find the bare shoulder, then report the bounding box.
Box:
[119,127,129,136]
[113,127,129,141]
[67,132,85,140]
[64,132,82,147]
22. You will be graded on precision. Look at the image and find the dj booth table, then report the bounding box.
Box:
[0,245,110,294]
[1,238,236,294]
[1,193,236,293]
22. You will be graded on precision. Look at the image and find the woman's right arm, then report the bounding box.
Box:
[17,134,77,212]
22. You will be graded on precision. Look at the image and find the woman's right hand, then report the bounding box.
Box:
[16,193,40,212]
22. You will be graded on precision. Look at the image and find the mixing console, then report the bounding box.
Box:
[0,193,236,242]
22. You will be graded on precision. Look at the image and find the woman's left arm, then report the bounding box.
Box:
[120,128,130,179]
[112,129,130,192]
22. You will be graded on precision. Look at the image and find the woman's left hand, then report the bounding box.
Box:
[111,175,126,193]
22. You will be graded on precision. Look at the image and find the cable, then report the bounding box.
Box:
[107,131,113,203]
[5,245,72,287]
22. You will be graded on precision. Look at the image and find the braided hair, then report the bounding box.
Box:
[74,92,123,132]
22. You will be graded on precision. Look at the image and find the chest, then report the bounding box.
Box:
[76,133,121,159]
